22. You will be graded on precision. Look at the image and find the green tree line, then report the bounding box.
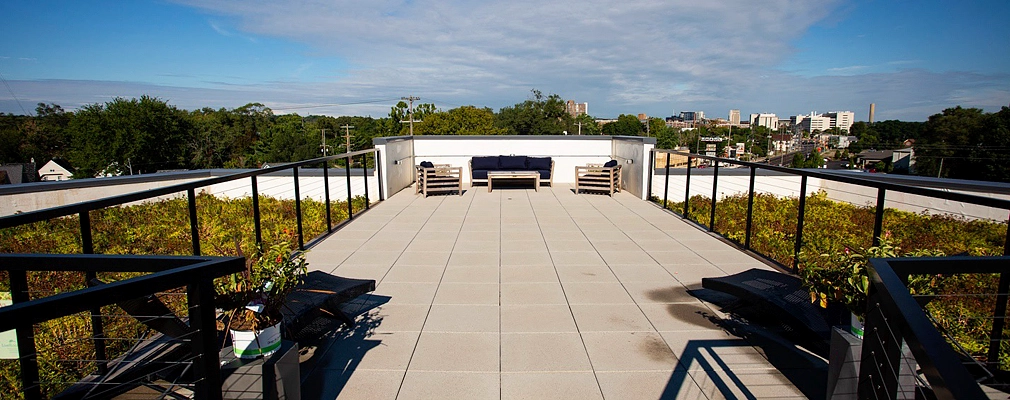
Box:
[4,92,1008,182]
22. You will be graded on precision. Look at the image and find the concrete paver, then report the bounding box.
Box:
[300,184,805,399]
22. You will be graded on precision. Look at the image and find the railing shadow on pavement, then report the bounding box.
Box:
[297,293,392,399]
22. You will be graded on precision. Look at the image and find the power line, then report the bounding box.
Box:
[270,98,401,111]
[0,70,30,116]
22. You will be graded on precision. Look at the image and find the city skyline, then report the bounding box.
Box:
[1,0,1008,121]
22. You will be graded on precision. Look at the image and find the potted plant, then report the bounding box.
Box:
[799,235,944,338]
[215,242,307,359]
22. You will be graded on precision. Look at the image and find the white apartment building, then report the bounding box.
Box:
[749,113,778,130]
[823,111,854,132]
[729,109,741,125]
[792,111,855,133]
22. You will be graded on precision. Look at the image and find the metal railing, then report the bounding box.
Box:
[862,256,1010,399]
[647,149,1010,270]
[0,254,244,400]
[0,149,382,398]
[648,149,1010,398]
[0,149,383,252]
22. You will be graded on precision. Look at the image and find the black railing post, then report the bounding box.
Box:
[662,153,671,210]
[187,188,200,256]
[684,156,692,218]
[251,176,262,247]
[873,188,886,246]
[80,211,109,374]
[323,160,332,232]
[709,161,719,231]
[376,150,385,201]
[646,149,655,201]
[745,166,756,250]
[187,278,223,400]
[293,167,304,251]
[793,174,808,273]
[345,156,354,220]
[10,270,41,400]
[362,153,370,209]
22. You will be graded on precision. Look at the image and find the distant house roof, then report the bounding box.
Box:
[49,159,75,172]
[857,150,894,162]
[0,163,38,184]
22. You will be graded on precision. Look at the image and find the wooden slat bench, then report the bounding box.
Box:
[416,164,463,197]
[575,164,622,196]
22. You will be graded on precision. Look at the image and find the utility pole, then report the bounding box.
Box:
[340,124,355,152]
[319,129,331,156]
[341,124,354,166]
[576,121,583,135]
[400,96,421,135]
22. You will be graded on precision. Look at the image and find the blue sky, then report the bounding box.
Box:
[1,0,1007,121]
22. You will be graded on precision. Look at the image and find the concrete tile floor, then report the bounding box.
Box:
[300,184,813,399]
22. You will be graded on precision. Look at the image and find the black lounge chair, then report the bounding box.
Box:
[281,271,376,338]
[701,268,846,357]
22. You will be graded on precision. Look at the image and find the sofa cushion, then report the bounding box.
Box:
[527,156,551,171]
[471,170,489,180]
[604,160,619,168]
[536,170,551,179]
[499,155,527,170]
[472,156,499,170]
[419,161,434,168]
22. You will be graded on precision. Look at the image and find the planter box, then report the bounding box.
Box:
[220,340,300,400]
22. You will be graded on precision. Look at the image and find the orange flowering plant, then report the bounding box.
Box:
[215,242,308,331]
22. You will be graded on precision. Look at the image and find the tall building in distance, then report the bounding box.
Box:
[749,113,779,130]
[791,111,855,133]
[679,111,704,122]
[566,100,588,117]
[729,109,740,125]
[868,103,876,123]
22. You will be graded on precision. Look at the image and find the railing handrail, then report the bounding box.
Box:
[0,254,245,400]
[0,254,244,331]
[863,257,997,399]
[0,148,378,229]
[653,149,1010,211]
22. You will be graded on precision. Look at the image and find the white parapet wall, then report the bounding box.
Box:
[651,168,1010,222]
[0,169,377,217]
[373,135,658,199]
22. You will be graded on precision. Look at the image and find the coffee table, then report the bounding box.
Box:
[487,171,540,192]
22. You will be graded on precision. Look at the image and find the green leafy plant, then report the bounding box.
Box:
[215,242,308,331]
[799,235,945,317]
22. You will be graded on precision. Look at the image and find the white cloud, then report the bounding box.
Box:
[3,1,1006,121]
[168,0,842,114]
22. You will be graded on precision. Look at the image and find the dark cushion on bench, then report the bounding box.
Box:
[499,155,527,170]
[527,157,551,170]
[471,170,489,180]
[419,161,434,168]
[604,159,618,168]
[535,170,551,179]
[472,156,499,170]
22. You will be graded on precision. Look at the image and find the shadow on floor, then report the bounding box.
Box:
[298,294,391,399]
[679,288,829,400]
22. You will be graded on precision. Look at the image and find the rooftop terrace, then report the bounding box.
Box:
[298,183,813,399]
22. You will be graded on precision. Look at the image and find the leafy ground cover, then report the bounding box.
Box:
[0,194,368,397]
[657,191,1009,367]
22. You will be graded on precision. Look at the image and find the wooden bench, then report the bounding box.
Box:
[575,163,622,196]
[416,164,463,197]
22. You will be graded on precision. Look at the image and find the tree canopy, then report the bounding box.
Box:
[4,92,1008,183]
